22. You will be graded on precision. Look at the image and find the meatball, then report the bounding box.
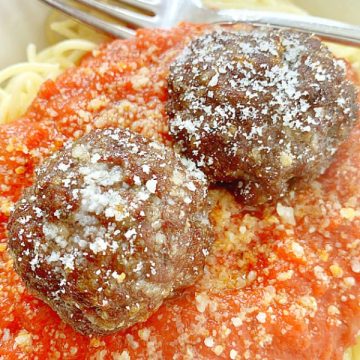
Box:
[167,28,359,204]
[8,128,213,335]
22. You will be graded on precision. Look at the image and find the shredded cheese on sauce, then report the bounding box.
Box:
[0,0,359,358]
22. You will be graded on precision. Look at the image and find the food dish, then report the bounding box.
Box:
[167,28,358,204]
[8,127,212,335]
[0,1,359,359]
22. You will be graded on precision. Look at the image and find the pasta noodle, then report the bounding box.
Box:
[0,0,359,358]
[0,8,114,124]
[0,37,97,123]
[0,0,359,124]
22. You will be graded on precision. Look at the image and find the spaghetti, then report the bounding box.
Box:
[0,0,359,358]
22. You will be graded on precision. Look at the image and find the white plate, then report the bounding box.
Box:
[1,0,359,68]
[0,0,49,68]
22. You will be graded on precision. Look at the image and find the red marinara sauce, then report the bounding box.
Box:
[0,23,359,360]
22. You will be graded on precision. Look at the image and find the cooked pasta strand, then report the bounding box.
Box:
[0,3,359,356]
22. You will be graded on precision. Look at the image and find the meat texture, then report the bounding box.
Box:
[167,28,359,204]
[8,128,213,335]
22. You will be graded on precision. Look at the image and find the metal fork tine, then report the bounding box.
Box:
[114,0,159,13]
[75,0,156,28]
[39,0,135,38]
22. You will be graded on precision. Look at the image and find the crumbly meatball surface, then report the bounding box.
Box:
[7,128,213,335]
[167,28,359,204]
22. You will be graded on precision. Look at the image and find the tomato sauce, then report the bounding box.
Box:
[0,23,359,359]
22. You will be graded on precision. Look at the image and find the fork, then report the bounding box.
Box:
[38,0,360,46]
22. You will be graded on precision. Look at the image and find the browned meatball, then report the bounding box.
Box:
[167,28,359,204]
[7,128,213,335]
